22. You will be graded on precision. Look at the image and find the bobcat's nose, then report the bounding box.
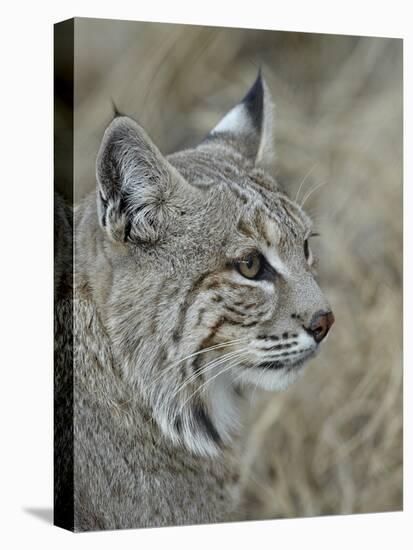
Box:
[306,310,335,343]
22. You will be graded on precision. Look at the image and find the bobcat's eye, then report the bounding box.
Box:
[237,252,263,279]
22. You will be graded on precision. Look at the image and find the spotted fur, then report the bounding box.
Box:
[67,73,333,530]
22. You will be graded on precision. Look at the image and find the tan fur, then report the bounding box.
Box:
[55,74,333,530]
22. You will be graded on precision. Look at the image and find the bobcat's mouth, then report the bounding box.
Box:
[255,358,305,370]
[237,341,320,392]
[254,346,317,371]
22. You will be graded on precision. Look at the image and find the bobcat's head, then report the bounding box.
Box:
[92,73,334,456]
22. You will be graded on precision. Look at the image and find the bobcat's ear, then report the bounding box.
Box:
[206,71,275,169]
[96,116,185,244]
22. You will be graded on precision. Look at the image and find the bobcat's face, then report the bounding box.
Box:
[164,150,333,395]
[92,74,334,455]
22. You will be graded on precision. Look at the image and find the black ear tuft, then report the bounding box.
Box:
[111,99,124,119]
[241,69,264,131]
[201,70,275,166]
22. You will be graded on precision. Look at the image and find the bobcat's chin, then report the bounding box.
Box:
[239,347,319,392]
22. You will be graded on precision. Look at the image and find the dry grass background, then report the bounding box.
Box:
[71,18,402,519]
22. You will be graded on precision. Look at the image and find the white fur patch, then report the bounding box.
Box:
[264,246,290,279]
[239,363,307,392]
[211,104,253,135]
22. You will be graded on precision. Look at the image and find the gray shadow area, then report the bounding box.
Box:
[24,507,53,524]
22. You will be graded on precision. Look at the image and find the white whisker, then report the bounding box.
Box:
[146,338,249,390]
[295,163,318,203]
[300,181,328,208]
[179,353,249,412]
[170,347,249,401]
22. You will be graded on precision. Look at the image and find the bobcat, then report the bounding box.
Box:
[56,73,334,531]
